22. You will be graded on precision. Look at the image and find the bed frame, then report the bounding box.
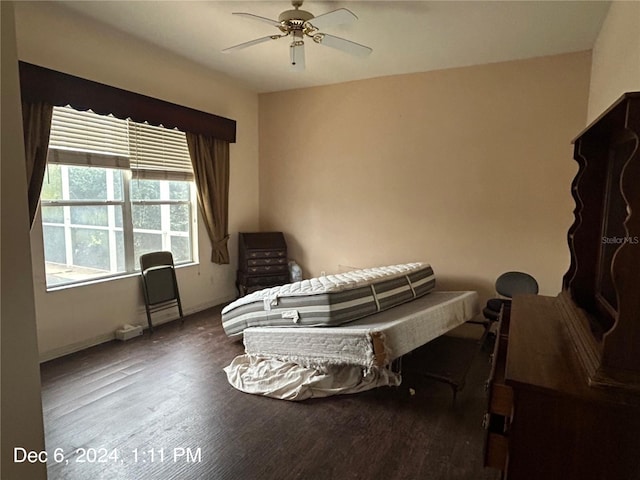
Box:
[242,290,479,366]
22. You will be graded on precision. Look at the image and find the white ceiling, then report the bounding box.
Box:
[55,1,610,93]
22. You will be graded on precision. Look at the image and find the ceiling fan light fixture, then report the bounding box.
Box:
[224,0,372,70]
[290,32,305,71]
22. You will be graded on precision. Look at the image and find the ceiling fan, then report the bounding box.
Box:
[222,0,372,71]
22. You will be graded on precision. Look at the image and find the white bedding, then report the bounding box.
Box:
[225,356,401,401]
[224,291,480,400]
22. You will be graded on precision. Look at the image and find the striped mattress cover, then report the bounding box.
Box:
[222,263,435,337]
[241,291,480,369]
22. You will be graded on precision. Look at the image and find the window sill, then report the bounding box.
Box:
[45,261,198,293]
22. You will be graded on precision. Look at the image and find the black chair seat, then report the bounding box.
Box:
[482,307,500,322]
[483,271,538,323]
[486,298,510,312]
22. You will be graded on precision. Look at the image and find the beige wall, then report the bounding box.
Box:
[12,1,622,360]
[259,52,591,299]
[587,1,640,122]
[14,2,260,360]
[1,2,47,478]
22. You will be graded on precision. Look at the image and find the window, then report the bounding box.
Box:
[41,106,197,288]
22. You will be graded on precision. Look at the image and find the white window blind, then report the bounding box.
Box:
[48,106,130,169]
[48,106,193,180]
[129,121,193,181]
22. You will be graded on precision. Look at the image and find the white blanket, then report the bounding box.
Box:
[224,356,400,401]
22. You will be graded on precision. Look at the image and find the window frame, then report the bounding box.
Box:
[41,164,198,290]
[40,107,198,291]
[41,164,127,279]
[129,175,196,271]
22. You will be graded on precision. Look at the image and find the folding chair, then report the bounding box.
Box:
[140,251,184,332]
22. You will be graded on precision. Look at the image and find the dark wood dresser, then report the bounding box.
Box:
[236,232,288,296]
[484,92,640,479]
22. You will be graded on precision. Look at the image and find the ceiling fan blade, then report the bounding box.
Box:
[315,34,372,57]
[222,35,282,53]
[309,8,357,29]
[290,42,305,71]
[232,12,281,27]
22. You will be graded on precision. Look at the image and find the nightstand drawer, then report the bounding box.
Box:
[488,383,513,417]
[238,272,289,287]
[246,264,288,275]
[247,257,287,267]
[487,333,513,416]
[246,249,287,260]
[484,430,508,470]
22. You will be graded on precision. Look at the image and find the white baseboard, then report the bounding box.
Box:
[39,294,234,363]
[39,332,117,363]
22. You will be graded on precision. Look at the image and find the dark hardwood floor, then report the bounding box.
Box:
[40,306,498,480]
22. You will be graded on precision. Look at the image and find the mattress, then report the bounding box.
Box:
[242,291,479,368]
[222,262,435,337]
[225,291,480,400]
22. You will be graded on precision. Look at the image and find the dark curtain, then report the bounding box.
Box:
[22,101,53,226]
[186,133,230,264]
